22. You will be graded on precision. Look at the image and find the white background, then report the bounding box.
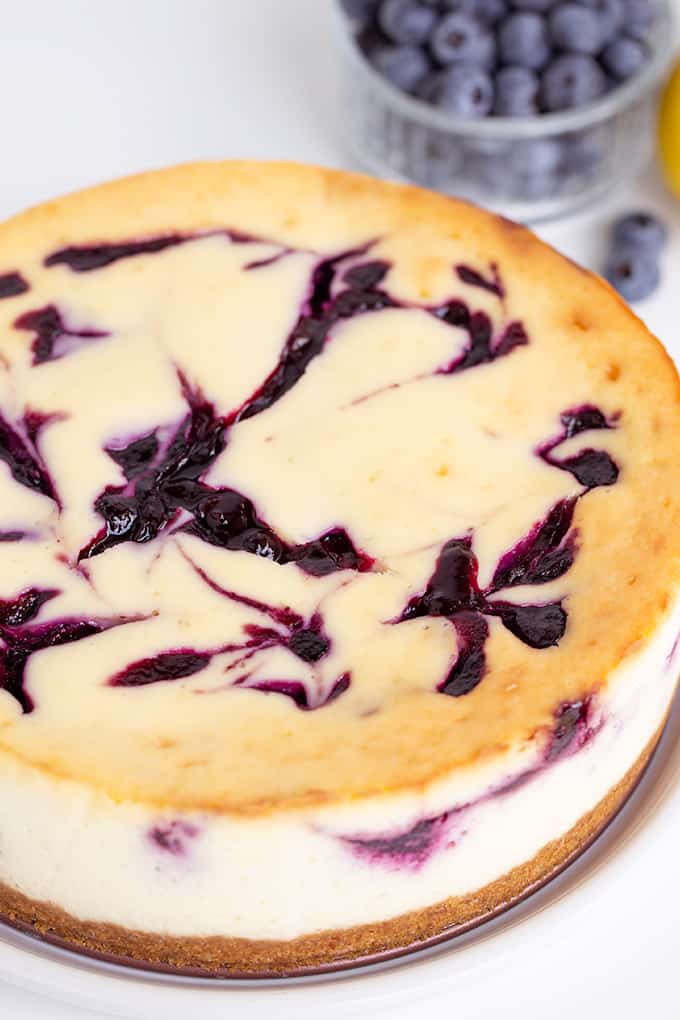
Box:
[0,1,679,1016]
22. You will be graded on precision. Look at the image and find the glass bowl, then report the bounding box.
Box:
[332,0,675,223]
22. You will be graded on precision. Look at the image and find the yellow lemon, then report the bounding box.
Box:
[659,60,680,197]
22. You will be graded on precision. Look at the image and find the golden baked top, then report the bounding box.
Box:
[0,161,676,813]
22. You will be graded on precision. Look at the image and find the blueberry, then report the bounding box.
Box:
[498,13,552,71]
[622,0,655,40]
[510,0,557,9]
[600,37,648,80]
[356,25,388,57]
[440,0,508,23]
[494,66,539,115]
[611,211,668,256]
[415,71,444,101]
[511,138,562,174]
[605,247,660,302]
[548,4,601,55]
[580,0,624,45]
[408,127,465,186]
[430,12,496,68]
[340,0,380,23]
[467,0,508,24]
[559,128,606,174]
[540,54,606,111]
[515,170,560,200]
[370,43,431,91]
[423,65,494,116]
[378,0,437,44]
[469,150,514,196]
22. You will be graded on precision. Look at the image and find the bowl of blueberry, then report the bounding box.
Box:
[334,0,674,222]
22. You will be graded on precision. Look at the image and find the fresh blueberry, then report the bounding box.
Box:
[511,138,562,174]
[611,211,668,256]
[580,0,624,45]
[370,43,431,91]
[540,54,606,111]
[439,0,508,23]
[468,149,514,196]
[559,128,606,174]
[430,12,496,68]
[548,4,602,55]
[415,71,444,101]
[605,247,660,302]
[622,0,655,40]
[494,66,540,115]
[408,127,465,186]
[510,0,557,9]
[378,0,437,44]
[468,0,508,24]
[498,13,552,70]
[600,37,648,80]
[340,0,381,23]
[423,65,494,116]
[515,171,560,200]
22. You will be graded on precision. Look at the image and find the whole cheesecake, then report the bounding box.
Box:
[0,162,677,976]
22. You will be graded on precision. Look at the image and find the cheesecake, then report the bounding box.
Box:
[0,162,677,975]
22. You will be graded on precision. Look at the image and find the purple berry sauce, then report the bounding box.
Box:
[15,305,110,366]
[0,587,141,713]
[0,272,29,299]
[340,694,601,870]
[148,819,200,858]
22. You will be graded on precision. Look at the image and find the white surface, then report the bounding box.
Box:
[0,0,679,1017]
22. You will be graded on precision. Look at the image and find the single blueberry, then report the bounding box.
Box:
[440,0,507,24]
[469,151,513,196]
[510,138,562,175]
[510,0,557,9]
[408,127,465,187]
[423,65,494,117]
[430,12,496,67]
[378,0,437,44]
[370,43,431,91]
[415,71,443,101]
[540,54,606,111]
[548,3,602,55]
[580,0,624,45]
[622,0,655,40]
[498,13,552,71]
[611,211,667,256]
[559,128,606,175]
[515,171,560,200]
[605,247,660,303]
[600,37,648,80]
[493,66,540,116]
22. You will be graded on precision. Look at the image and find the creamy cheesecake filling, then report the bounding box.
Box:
[0,163,676,966]
[0,590,676,942]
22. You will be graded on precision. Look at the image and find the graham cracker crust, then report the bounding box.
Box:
[0,723,663,978]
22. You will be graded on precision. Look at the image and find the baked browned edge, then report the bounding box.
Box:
[0,721,664,978]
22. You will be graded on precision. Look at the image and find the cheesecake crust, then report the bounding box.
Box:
[0,719,663,978]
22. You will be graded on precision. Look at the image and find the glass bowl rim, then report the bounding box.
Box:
[331,0,675,139]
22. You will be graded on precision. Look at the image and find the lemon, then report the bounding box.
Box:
[659,60,680,197]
